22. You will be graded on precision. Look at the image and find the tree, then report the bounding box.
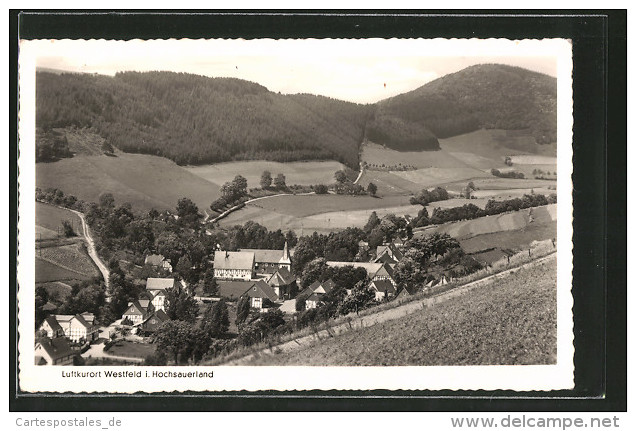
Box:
[260,170,272,189]
[202,299,230,338]
[314,184,329,194]
[153,320,195,364]
[235,296,251,326]
[273,173,286,189]
[164,287,199,323]
[233,175,248,197]
[367,182,378,196]
[364,211,381,235]
[99,193,115,212]
[175,255,197,284]
[299,258,328,289]
[200,269,218,296]
[62,220,76,237]
[334,170,348,184]
[176,197,201,228]
[337,281,374,315]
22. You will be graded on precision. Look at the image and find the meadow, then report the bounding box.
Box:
[242,256,557,366]
[37,152,220,212]
[35,202,83,237]
[185,160,347,189]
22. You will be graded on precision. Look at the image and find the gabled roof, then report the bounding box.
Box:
[375,244,403,261]
[321,279,335,292]
[396,285,418,298]
[80,312,95,325]
[123,301,146,316]
[374,263,395,279]
[213,251,255,270]
[217,280,255,299]
[146,277,175,291]
[267,267,296,287]
[36,337,75,361]
[306,293,321,302]
[72,313,91,328]
[142,309,170,325]
[240,249,285,264]
[370,279,396,294]
[42,316,63,332]
[244,280,278,302]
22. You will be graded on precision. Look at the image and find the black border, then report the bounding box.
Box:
[10,10,626,412]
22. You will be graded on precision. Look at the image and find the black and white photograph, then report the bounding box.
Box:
[17,37,574,392]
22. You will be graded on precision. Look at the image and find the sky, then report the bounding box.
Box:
[27,38,564,104]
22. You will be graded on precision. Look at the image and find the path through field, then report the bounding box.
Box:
[220,252,556,365]
[67,208,110,290]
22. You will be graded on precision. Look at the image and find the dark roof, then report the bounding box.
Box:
[123,301,146,316]
[396,285,418,298]
[217,280,254,300]
[239,249,285,264]
[42,316,62,332]
[244,280,279,302]
[307,293,321,302]
[267,267,296,287]
[36,337,75,361]
[321,279,335,293]
[370,279,396,294]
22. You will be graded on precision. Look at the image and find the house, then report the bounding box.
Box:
[373,243,404,264]
[146,277,177,311]
[144,254,173,273]
[395,285,419,300]
[122,300,153,325]
[213,251,255,281]
[43,313,99,343]
[326,261,396,285]
[140,309,170,335]
[34,337,77,366]
[305,293,322,309]
[266,267,297,300]
[369,279,396,301]
[299,279,336,309]
[217,280,256,300]
[39,316,64,339]
[239,241,292,274]
[243,280,279,309]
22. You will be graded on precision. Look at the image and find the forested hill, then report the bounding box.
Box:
[35,65,557,167]
[36,71,372,167]
[375,64,557,147]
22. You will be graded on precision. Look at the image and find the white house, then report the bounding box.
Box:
[239,241,292,274]
[369,279,396,301]
[213,251,255,281]
[41,313,99,343]
[34,337,77,366]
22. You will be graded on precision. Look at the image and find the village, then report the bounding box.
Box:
[34,235,458,366]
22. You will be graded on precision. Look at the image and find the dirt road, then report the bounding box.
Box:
[67,208,110,289]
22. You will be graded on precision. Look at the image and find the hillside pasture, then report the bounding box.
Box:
[37,281,73,301]
[243,256,557,366]
[37,153,220,212]
[185,160,347,189]
[416,204,556,241]
[36,202,83,236]
[357,170,423,195]
[361,141,474,169]
[35,257,94,284]
[219,194,415,235]
[390,167,491,188]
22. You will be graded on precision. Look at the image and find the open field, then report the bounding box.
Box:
[35,257,94,284]
[185,160,347,189]
[35,202,83,238]
[37,153,220,212]
[248,194,412,217]
[390,167,491,189]
[219,194,415,234]
[106,340,156,359]
[416,204,556,240]
[38,243,100,277]
[242,256,557,366]
[361,130,557,174]
[357,170,423,195]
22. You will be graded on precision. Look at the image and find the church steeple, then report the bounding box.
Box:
[279,241,291,269]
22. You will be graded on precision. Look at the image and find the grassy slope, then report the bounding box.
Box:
[35,202,83,234]
[184,160,347,188]
[244,256,557,366]
[37,152,220,212]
